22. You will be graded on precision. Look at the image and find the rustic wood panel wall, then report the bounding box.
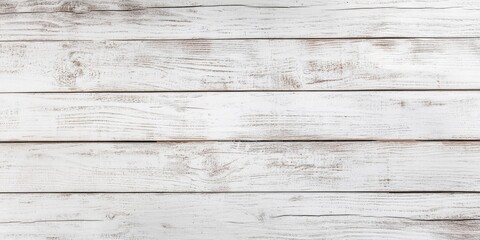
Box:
[1,0,479,239]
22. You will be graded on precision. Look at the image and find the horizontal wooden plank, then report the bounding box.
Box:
[1,1,480,40]
[2,39,480,92]
[1,142,480,192]
[11,0,480,13]
[4,0,480,13]
[0,0,358,12]
[1,92,480,141]
[1,193,479,239]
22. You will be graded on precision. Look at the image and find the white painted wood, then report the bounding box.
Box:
[2,39,480,92]
[0,0,364,12]
[1,1,478,239]
[0,193,479,239]
[1,92,480,141]
[6,0,478,13]
[1,142,480,192]
[1,1,480,40]
[5,0,480,12]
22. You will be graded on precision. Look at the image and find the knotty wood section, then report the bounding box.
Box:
[1,193,479,239]
[1,1,480,40]
[1,92,479,141]
[1,142,479,192]
[2,39,480,92]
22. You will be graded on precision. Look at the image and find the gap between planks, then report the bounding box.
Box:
[0,140,480,143]
[1,191,480,194]
[3,89,480,94]
[3,37,480,42]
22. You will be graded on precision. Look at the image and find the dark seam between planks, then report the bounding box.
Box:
[2,37,480,43]
[0,140,479,143]
[0,140,378,143]
[1,191,480,194]
[2,89,480,94]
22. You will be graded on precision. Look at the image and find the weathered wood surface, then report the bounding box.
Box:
[1,193,479,239]
[1,1,480,40]
[4,0,480,12]
[2,39,480,92]
[1,142,480,192]
[1,92,480,141]
[0,0,372,12]
[6,0,478,13]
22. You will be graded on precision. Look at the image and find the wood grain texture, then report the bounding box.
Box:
[2,39,480,92]
[0,0,361,12]
[1,1,480,40]
[1,193,479,239]
[1,92,480,141]
[4,0,480,12]
[2,0,479,238]
[1,142,480,192]
[8,0,479,13]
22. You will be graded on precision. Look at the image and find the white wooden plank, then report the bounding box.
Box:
[2,39,480,92]
[8,0,478,13]
[0,0,357,12]
[1,92,480,141]
[1,142,480,192]
[6,0,480,12]
[0,193,479,239]
[1,1,480,40]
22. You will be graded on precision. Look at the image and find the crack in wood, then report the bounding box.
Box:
[271,214,480,222]
[0,4,309,15]
[1,4,474,15]
[0,219,103,224]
